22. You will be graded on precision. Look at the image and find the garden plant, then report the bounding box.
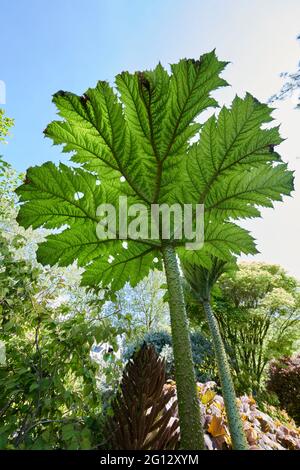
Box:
[15,52,293,449]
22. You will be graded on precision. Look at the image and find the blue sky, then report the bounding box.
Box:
[1,0,300,276]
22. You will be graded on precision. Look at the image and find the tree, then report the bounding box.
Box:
[1,109,16,219]
[16,52,293,449]
[267,354,300,425]
[0,231,108,449]
[103,270,169,337]
[0,173,119,449]
[269,34,300,108]
[214,263,300,393]
[0,109,14,144]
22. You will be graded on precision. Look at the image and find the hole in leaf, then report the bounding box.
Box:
[74,192,84,201]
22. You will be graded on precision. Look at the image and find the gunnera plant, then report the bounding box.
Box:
[107,344,179,449]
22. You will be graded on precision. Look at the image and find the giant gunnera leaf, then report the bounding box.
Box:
[16,52,293,291]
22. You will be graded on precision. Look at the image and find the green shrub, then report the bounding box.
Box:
[124,330,217,382]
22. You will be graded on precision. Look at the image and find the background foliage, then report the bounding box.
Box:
[267,355,300,425]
